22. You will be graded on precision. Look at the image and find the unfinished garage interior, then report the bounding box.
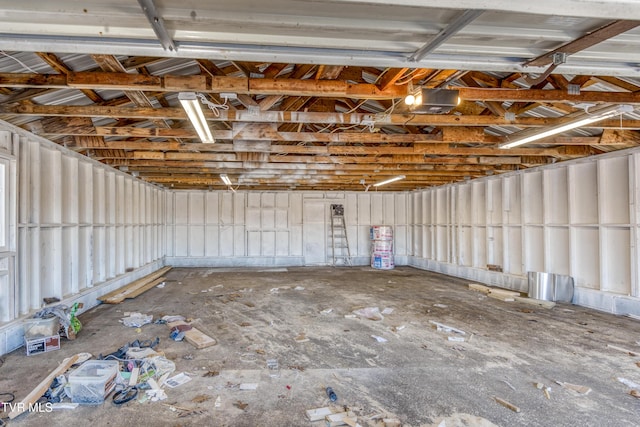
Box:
[1,1,640,425]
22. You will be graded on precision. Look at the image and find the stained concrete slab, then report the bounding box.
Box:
[1,266,639,426]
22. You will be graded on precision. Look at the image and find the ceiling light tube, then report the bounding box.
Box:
[220,174,232,186]
[499,104,633,149]
[372,175,406,187]
[178,92,215,143]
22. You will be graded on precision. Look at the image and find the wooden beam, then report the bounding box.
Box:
[86,126,443,143]
[0,72,407,99]
[9,104,640,129]
[600,128,640,145]
[594,76,640,92]
[376,68,409,91]
[36,52,103,103]
[525,20,640,67]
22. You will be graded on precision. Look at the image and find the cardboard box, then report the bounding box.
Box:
[25,334,60,356]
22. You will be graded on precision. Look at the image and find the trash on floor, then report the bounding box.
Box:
[371,335,388,343]
[353,307,384,321]
[429,320,466,335]
[164,372,192,388]
[121,312,153,328]
[239,383,259,390]
[267,359,280,377]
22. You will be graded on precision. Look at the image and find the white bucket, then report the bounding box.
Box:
[371,252,394,270]
[370,225,393,241]
[371,240,393,253]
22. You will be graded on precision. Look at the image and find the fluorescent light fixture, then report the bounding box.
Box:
[178,92,215,143]
[499,104,633,149]
[220,174,232,186]
[372,175,406,188]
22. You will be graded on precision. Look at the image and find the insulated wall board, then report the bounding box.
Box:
[166,191,410,267]
[409,146,640,315]
[1,123,164,329]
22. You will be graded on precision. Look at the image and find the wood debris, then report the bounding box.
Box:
[178,409,206,418]
[166,320,217,349]
[191,395,211,403]
[295,333,310,343]
[493,396,520,413]
[326,411,356,427]
[98,267,171,303]
[555,381,591,395]
[233,400,249,410]
[203,370,220,377]
[305,407,333,421]
[607,344,640,357]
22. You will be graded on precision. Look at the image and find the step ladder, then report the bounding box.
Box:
[329,204,352,266]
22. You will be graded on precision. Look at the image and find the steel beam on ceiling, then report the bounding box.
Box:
[409,10,483,62]
[137,0,176,51]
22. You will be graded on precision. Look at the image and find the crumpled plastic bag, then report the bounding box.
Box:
[352,307,384,321]
[121,312,153,327]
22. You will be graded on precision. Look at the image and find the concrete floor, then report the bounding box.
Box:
[1,266,640,427]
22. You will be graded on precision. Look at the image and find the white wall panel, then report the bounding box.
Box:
[166,191,411,267]
[0,123,164,355]
[409,147,640,315]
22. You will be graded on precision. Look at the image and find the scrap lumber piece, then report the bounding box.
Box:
[167,320,217,349]
[490,288,520,297]
[493,396,521,413]
[98,266,171,303]
[469,283,491,294]
[513,296,556,309]
[8,354,80,419]
[607,344,640,357]
[555,381,592,395]
[326,411,356,427]
[305,407,333,421]
[488,291,516,302]
[125,277,167,299]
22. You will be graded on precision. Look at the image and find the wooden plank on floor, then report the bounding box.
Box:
[489,288,521,297]
[125,277,166,299]
[488,289,520,302]
[98,267,172,303]
[306,407,333,421]
[513,296,556,309]
[469,283,491,294]
[8,354,81,419]
[167,320,217,349]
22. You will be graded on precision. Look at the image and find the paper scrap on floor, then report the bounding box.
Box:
[164,372,192,388]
